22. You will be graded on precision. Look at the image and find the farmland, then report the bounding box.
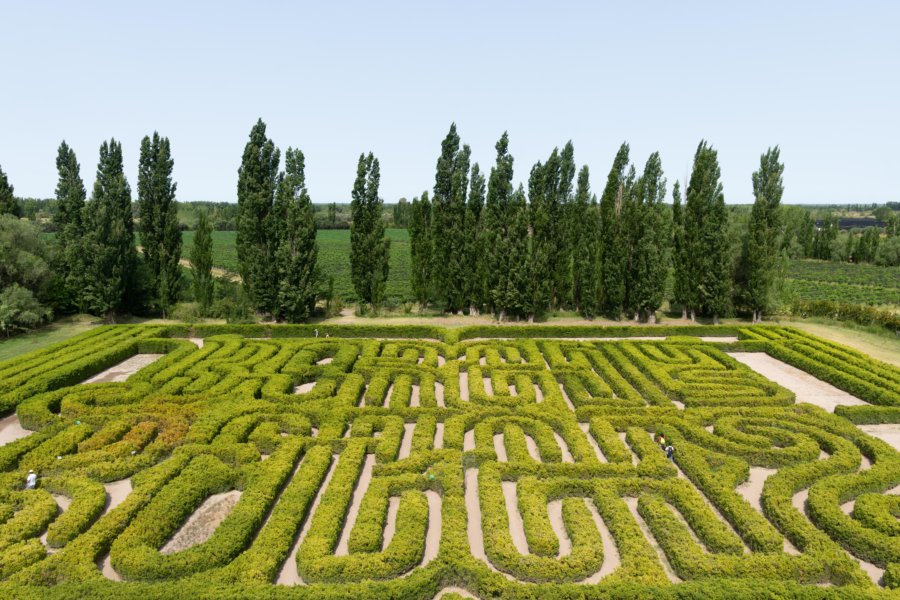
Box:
[0,324,899,598]
[181,229,413,302]
[786,260,900,308]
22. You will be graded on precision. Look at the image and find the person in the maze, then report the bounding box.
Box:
[665,444,675,461]
[25,469,37,490]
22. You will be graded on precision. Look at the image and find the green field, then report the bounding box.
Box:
[786,260,900,307]
[181,229,413,302]
[0,324,899,597]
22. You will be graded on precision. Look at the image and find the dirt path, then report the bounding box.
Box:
[277,454,340,585]
[546,500,571,558]
[858,424,900,452]
[82,354,165,384]
[622,496,681,583]
[579,423,607,463]
[161,490,241,554]
[335,454,375,556]
[581,499,621,582]
[0,413,32,446]
[735,467,778,515]
[398,424,415,460]
[729,352,868,412]
[103,479,132,514]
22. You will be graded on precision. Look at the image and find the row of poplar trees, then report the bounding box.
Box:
[236,119,392,316]
[236,120,319,321]
[409,124,784,322]
[49,135,182,319]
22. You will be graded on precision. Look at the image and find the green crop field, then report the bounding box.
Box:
[1,324,899,598]
[786,260,900,307]
[181,229,413,301]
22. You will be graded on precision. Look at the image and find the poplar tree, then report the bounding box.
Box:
[484,132,519,320]
[0,164,19,217]
[53,142,88,311]
[191,211,214,314]
[273,147,318,321]
[555,142,576,308]
[350,152,390,307]
[465,164,486,313]
[409,191,432,306]
[629,152,670,322]
[741,146,784,322]
[598,143,630,317]
[137,132,181,316]
[526,155,554,319]
[431,124,471,313]
[504,184,532,319]
[83,139,135,320]
[670,181,690,318]
[237,119,280,315]
[684,141,730,323]
[571,165,598,316]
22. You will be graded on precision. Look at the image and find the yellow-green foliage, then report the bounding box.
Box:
[0,324,897,598]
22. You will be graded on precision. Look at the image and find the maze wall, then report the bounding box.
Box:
[1,324,899,599]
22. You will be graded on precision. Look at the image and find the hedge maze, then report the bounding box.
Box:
[1,324,900,598]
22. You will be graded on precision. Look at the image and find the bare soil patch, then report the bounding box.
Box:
[729,352,868,412]
[82,354,165,384]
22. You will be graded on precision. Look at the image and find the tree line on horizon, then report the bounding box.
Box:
[0,120,790,331]
[407,124,785,324]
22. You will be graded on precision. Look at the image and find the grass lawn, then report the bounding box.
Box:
[0,315,101,363]
[180,228,412,301]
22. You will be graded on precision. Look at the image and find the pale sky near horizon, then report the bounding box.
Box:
[1,1,898,205]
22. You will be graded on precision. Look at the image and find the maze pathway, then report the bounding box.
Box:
[0,324,898,599]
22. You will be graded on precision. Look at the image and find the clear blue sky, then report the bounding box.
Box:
[2,1,898,205]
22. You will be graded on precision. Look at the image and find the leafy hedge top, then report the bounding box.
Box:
[0,324,898,598]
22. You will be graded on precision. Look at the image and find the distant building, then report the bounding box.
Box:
[814,217,886,230]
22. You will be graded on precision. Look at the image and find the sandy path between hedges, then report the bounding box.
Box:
[622,496,681,583]
[399,423,415,460]
[335,454,375,556]
[579,423,607,463]
[0,413,32,446]
[858,424,900,452]
[434,423,444,449]
[161,490,241,554]
[728,352,868,412]
[581,499,621,582]
[82,354,165,384]
[277,454,340,585]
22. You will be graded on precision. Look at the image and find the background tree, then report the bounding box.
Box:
[684,141,730,323]
[83,139,136,320]
[571,165,598,316]
[526,155,555,319]
[598,143,630,317]
[53,141,88,311]
[0,164,19,217]
[628,152,670,322]
[670,181,690,318]
[554,142,576,308]
[237,119,280,315]
[465,163,486,313]
[190,211,214,314]
[350,152,389,308]
[137,132,181,316]
[328,202,338,225]
[431,124,471,313]
[740,146,784,322]
[273,147,319,321]
[484,133,519,320]
[409,191,432,306]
